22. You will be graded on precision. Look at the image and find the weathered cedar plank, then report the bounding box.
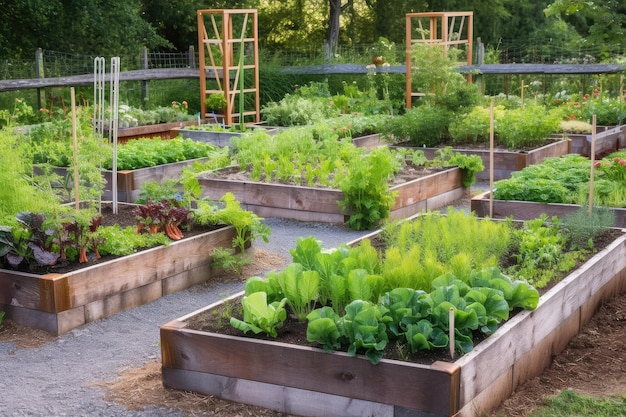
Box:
[56,306,88,335]
[39,274,69,313]
[160,325,460,415]
[455,368,512,417]
[84,280,163,322]
[513,316,574,388]
[162,367,397,417]
[391,168,462,209]
[0,270,43,311]
[389,201,428,221]
[352,134,384,150]
[63,227,231,308]
[162,266,212,295]
[424,187,466,210]
[526,139,571,165]
[117,120,197,139]
[200,180,344,214]
[4,304,85,336]
[247,204,346,223]
[200,168,462,222]
[580,267,626,325]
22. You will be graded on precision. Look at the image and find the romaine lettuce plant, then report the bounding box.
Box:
[229,291,288,338]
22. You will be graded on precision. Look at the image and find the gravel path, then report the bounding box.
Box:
[0,218,371,417]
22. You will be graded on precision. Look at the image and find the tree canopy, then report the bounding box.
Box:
[1,0,624,60]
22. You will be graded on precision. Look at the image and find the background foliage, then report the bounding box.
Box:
[2,0,626,59]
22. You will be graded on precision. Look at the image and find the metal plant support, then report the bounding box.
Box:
[109,57,120,214]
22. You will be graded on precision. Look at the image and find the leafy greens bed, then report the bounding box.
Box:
[191,208,618,364]
[493,151,626,207]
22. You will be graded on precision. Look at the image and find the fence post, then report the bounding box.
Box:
[141,46,149,108]
[188,45,196,68]
[35,48,45,110]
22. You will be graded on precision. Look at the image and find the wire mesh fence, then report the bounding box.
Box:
[1,41,624,112]
[2,40,624,81]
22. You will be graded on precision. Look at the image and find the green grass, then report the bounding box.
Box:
[529,390,626,417]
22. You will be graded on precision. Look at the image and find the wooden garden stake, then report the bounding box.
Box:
[489,98,495,218]
[71,87,80,210]
[449,307,455,359]
[589,114,597,215]
[520,79,525,108]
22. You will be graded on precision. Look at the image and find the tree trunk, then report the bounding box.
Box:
[328,0,341,55]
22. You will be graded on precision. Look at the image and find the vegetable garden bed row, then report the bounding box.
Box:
[0,221,239,335]
[160,224,626,417]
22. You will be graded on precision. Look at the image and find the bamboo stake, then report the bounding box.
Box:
[449,307,455,359]
[489,98,494,218]
[589,114,597,215]
[71,87,80,210]
[520,79,525,108]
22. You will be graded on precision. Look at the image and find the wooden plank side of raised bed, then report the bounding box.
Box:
[64,228,232,308]
[160,325,460,415]
[0,270,40,310]
[526,139,571,166]
[579,266,626,326]
[199,179,344,215]
[391,168,461,206]
[162,367,397,417]
[3,303,85,335]
[162,264,214,295]
[352,134,384,150]
[247,204,346,223]
[117,120,198,142]
[123,158,209,188]
[84,280,163,323]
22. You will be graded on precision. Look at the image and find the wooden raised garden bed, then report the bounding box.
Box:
[352,133,385,150]
[0,224,238,335]
[102,157,214,203]
[172,125,279,147]
[116,120,199,143]
[160,230,626,417]
[392,138,571,181]
[470,190,626,228]
[197,167,465,223]
[47,157,212,203]
[564,125,625,157]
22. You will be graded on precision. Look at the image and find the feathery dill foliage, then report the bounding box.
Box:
[0,129,61,225]
[380,208,512,290]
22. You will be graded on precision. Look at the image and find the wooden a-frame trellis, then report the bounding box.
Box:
[197,9,260,125]
[405,11,473,109]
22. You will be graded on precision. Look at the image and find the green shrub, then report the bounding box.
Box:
[495,104,562,149]
[381,105,452,147]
